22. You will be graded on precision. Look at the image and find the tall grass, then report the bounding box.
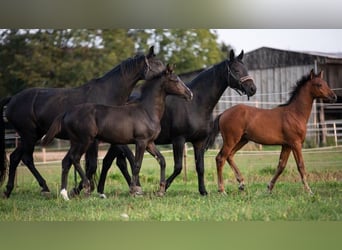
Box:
[0,146,341,221]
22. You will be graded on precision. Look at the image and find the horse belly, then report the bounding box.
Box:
[245,118,284,145]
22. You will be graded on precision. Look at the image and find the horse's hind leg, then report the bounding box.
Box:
[267,145,291,193]
[216,146,229,194]
[291,145,313,195]
[97,145,120,198]
[229,139,248,191]
[165,137,185,191]
[22,152,50,196]
[146,142,166,196]
[4,146,24,198]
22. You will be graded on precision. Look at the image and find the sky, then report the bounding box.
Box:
[215,29,342,54]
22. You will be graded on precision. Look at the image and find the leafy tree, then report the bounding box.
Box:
[0,29,135,96]
[130,29,229,73]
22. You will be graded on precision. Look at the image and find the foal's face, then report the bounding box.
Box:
[310,71,337,103]
[163,67,193,101]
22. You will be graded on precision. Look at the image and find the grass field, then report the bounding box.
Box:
[0,145,341,221]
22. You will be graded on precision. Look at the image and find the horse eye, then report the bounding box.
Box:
[316,83,322,88]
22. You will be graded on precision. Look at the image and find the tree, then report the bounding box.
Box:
[130,29,229,73]
[0,29,136,96]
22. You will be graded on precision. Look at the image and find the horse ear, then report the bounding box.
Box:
[310,69,315,79]
[237,50,244,60]
[166,63,172,74]
[318,70,324,79]
[229,50,235,61]
[147,46,155,58]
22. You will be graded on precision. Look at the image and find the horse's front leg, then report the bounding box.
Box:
[60,151,73,201]
[146,142,166,196]
[291,144,313,195]
[193,143,208,196]
[130,141,146,196]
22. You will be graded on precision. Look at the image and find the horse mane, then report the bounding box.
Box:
[96,53,146,82]
[279,73,311,107]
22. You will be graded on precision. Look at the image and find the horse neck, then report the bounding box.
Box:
[189,62,228,113]
[91,58,144,104]
[286,84,315,123]
[140,80,167,122]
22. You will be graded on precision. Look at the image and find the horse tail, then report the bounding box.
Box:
[205,114,222,150]
[41,113,65,146]
[0,97,12,186]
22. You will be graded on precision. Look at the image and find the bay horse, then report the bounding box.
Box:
[97,50,257,196]
[42,64,193,200]
[0,46,166,198]
[207,70,337,195]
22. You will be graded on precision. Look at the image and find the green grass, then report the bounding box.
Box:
[0,146,341,221]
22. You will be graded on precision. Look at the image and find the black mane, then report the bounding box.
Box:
[279,73,311,107]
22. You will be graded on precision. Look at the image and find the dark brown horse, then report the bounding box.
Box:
[42,65,193,200]
[207,70,337,195]
[0,46,165,198]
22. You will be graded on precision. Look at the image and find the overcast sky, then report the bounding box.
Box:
[215,29,342,54]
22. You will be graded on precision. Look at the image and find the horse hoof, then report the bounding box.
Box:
[99,193,107,199]
[60,189,70,201]
[130,186,144,196]
[69,188,80,198]
[238,184,245,191]
[41,191,51,198]
[156,191,165,197]
[218,190,227,196]
[200,191,208,196]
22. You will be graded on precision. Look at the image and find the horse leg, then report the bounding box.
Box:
[291,144,313,195]
[146,142,166,196]
[130,141,146,196]
[97,145,120,198]
[215,146,229,194]
[3,146,24,198]
[267,145,291,193]
[22,152,50,196]
[117,145,139,186]
[60,151,73,201]
[193,143,208,196]
[228,139,248,191]
[165,137,185,191]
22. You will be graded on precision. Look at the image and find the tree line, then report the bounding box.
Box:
[0,29,231,97]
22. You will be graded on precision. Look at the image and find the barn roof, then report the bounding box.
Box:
[244,47,342,70]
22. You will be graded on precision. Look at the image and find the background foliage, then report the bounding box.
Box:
[0,29,230,96]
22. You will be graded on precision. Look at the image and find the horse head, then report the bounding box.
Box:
[163,64,193,101]
[144,46,167,80]
[227,50,256,99]
[309,69,337,103]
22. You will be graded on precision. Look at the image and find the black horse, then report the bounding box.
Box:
[42,64,193,200]
[0,46,166,198]
[97,50,257,196]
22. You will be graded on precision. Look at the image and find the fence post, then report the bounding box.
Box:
[333,122,338,147]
